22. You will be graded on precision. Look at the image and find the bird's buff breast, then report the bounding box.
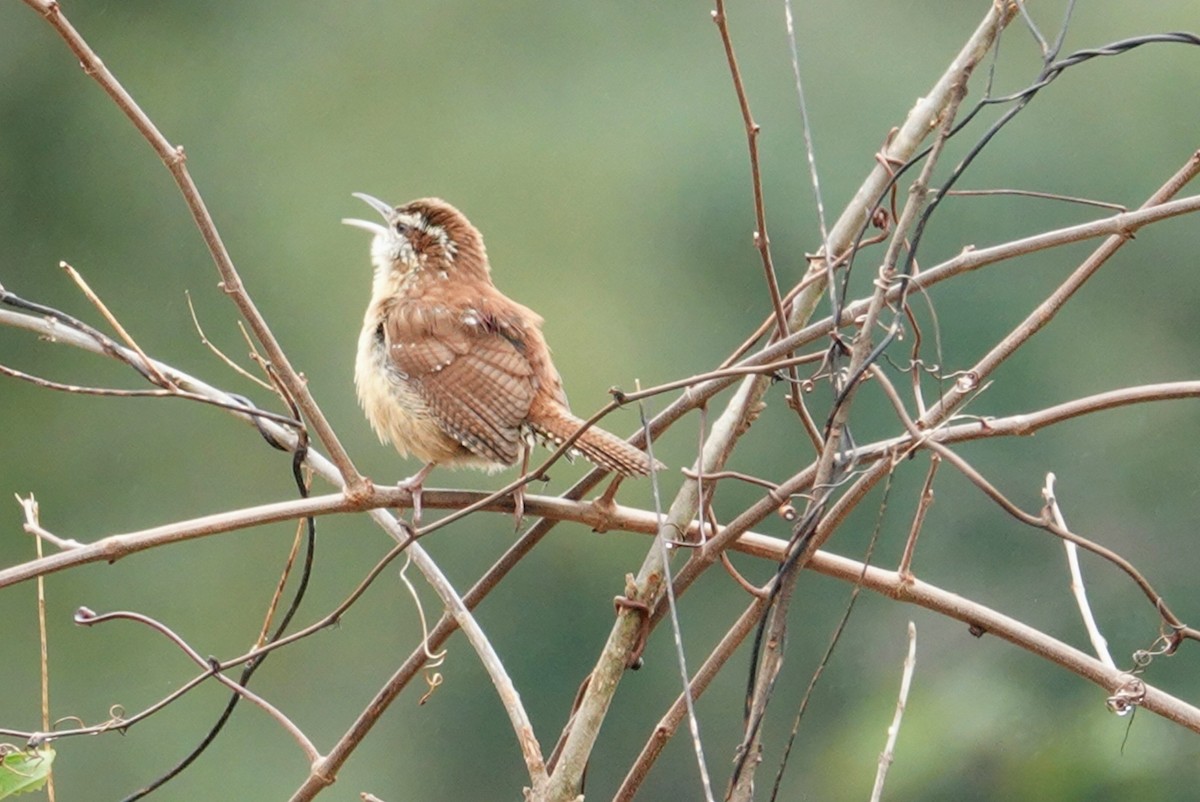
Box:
[355,320,495,468]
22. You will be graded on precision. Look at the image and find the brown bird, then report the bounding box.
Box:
[344,193,660,518]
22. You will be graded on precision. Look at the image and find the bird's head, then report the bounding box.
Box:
[343,194,490,285]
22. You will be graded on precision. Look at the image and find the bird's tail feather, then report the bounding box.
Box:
[532,408,663,477]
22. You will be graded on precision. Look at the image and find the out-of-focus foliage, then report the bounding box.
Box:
[0,746,54,799]
[1,1,1198,799]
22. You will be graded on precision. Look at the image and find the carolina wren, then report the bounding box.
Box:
[344,194,660,513]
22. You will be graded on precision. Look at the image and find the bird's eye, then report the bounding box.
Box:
[393,214,424,236]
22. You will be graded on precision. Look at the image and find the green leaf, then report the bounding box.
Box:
[0,746,55,799]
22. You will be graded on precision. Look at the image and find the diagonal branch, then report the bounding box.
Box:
[20,0,366,495]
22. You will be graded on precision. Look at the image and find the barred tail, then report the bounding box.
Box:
[534,407,664,477]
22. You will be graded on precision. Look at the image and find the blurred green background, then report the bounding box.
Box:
[2,1,1199,799]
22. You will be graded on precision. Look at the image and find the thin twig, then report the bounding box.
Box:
[612,352,825,405]
[185,290,273,391]
[74,608,319,761]
[842,380,1200,465]
[869,622,917,802]
[926,441,1191,637]
[898,455,940,578]
[712,0,818,445]
[613,596,770,801]
[59,261,174,389]
[16,494,82,551]
[0,296,304,431]
[923,153,1200,426]
[0,361,300,427]
[945,187,1126,211]
[1046,473,1116,668]
[637,393,716,801]
[783,0,830,257]
[255,518,308,649]
[32,498,56,801]
[397,554,448,664]
[2,672,214,743]
[711,0,789,344]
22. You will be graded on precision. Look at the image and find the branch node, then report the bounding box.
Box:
[343,479,375,509]
[589,493,618,534]
[309,756,336,785]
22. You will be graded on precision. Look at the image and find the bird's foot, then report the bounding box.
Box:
[399,463,436,525]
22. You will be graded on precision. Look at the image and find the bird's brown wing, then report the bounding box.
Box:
[383,299,537,465]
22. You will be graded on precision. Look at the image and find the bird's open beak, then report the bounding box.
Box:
[341,192,395,237]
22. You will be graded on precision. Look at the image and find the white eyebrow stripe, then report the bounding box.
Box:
[394,212,425,230]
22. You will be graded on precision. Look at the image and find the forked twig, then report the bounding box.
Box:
[185,290,273,392]
[73,607,319,761]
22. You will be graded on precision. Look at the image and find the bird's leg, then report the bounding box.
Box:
[399,462,436,524]
[512,444,530,529]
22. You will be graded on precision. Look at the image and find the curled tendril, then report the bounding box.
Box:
[1106,676,1147,717]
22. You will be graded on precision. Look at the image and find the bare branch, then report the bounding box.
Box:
[711,0,789,343]
[2,492,357,589]
[869,622,917,802]
[761,545,1200,733]
[898,455,940,579]
[60,261,174,390]
[73,608,319,761]
[924,153,1200,424]
[20,0,367,494]
[185,290,274,392]
[614,596,770,801]
[1047,473,1116,669]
